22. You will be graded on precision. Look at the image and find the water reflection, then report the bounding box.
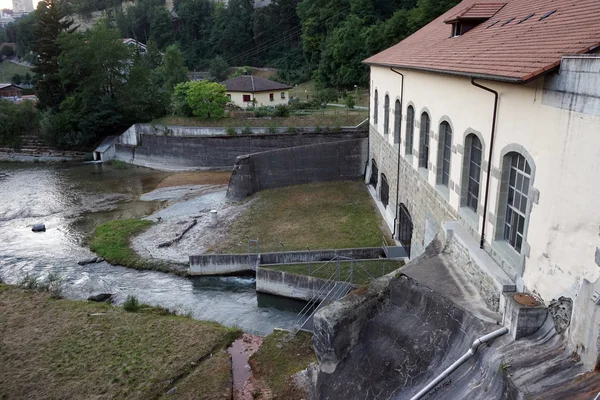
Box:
[0,163,299,334]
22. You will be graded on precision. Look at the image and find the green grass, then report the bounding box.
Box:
[264,259,404,285]
[0,60,32,82]
[105,159,132,169]
[153,112,366,128]
[214,181,391,253]
[250,330,316,398]
[89,219,153,268]
[0,284,241,399]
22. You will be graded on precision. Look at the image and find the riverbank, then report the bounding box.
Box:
[0,283,241,399]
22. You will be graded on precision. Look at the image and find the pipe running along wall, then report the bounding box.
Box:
[470,78,499,249]
[409,326,509,400]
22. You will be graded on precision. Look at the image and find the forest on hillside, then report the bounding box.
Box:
[1,0,460,89]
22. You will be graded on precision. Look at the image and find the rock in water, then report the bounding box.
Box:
[32,224,46,232]
[78,257,99,265]
[87,293,114,303]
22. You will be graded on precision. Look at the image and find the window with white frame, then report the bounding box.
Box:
[394,100,401,144]
[465,134,482,211]
[437,121,452,186]
[373,90,378,125]
[405,106,414,155]
[419,112,430,168]
[503,153,531,253]
[383,95,390,135]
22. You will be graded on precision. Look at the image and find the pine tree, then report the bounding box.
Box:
[32,0,76,110]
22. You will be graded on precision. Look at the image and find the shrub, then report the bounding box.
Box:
[286,126,297,133]
[273,104,290,117]
[254,106,273,118]
[40,272,63,299]
[18,274,39,290]
[242,124,252,135]
[344,94,356,109]
[107,160,131,169]
[267,123,278,134]
[226,126,237,136]
[123,295,141,312]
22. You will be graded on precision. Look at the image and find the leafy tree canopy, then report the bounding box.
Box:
[174,80,228,119]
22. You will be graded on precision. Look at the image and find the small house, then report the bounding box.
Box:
[0,83,22,99]
[220,75,292,108]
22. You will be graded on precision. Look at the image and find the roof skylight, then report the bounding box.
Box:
[501,17,516,26]
[517,13,534,24]
[539,10,557,21]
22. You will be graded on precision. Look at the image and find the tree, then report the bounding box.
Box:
[208,56,229,82]
[149,5,174,49]
[0,99,39,149]
[32,0,75,110]
[11,74,22,85]
[0,45,14,57]
[159,44,188,94]
[174,80,228,119]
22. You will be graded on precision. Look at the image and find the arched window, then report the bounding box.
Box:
[501,152,532,253]
[383,95,390,135]
[405,106,414,155]
[370,159,378,188]
[437,122,452,186]
[394,100,401,144]
[380,173,389,208]
[373,90,378,125]
[419,112,430,168]
[463,134,483,212]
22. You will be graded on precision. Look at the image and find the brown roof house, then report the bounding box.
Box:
[220,75,292,108]
[0,83,22,99]
[362,0,600,376]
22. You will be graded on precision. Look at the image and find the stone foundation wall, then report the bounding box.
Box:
[226,138,368,200]
[368,126,458,258]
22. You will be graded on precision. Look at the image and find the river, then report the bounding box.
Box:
[0,162,302,335]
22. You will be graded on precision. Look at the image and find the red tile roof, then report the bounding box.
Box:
[364,0,600,83]
[445,3,506,22]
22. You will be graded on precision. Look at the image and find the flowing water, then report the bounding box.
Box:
[0,162,302,335]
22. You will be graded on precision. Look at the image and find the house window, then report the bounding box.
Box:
[394,100,401,144]
[373,90,378,125]
[370,159,378,188]
[380,173,389,208]
[405,105,414,155]
[383,95,390,135]
[243,94,251,102]
[419,112,430,169]
[281,92,286,99]
[465,134,482,211]
[269,93,274,101]
[227,94,231,100]
[437,121,452,186]
[503,153,531,253]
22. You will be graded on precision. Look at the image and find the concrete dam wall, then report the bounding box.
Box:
[226,138,368,200]
[112,128,367,171]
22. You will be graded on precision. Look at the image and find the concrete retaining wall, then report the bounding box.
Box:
[189,254,258,275]
[256,267,355,301]
[136,123,365,137]
[188,247,386,276]
[114,131,366,171]
[227,138,369,200]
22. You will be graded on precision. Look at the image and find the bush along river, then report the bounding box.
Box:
[0,162,303,335]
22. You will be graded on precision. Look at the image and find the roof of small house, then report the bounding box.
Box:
[220,75,292,93]
[363,0,600,83]
[0,83,22,90]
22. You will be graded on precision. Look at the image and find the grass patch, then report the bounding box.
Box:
[250,330,316,399]
[215,181,391,253]
[264,259,404,285]
[106,159,132,169]
[89,219,153,268]
[0,61,32,82]
[156,171,232,188]
[0,285,241,399]
[153,113,366,128]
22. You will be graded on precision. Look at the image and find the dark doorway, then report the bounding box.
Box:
[398,203,413,257]
[369,159,378,188]
[380,174,389,208]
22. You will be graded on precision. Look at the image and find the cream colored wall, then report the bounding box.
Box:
[370,65,600,305]
[227,90,289,108]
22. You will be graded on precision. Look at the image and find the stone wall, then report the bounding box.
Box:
[368,125,458,258]
[227,138,368,200]
[135,124,365,137]
[114,131,366,171]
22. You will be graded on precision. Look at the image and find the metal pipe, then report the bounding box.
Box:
[470,78,499,249]
[390,68,405,239]
[409,327,508,400]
